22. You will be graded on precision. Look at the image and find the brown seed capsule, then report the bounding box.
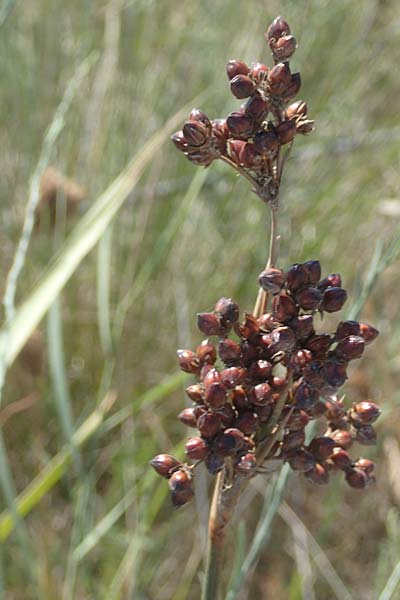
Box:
[212,118,229,152]
[335,320,360,341]
[354,457,375,474]
[321,287,348,315]
[240,340,259,365]
[253,382,273,405]
[197,312,224,336]
[286,409,310,431]
[216,402,236,426]
[352,401,381,424]
[228,139,247,165]
[177,349,200,374]
[185,384,204,403]
[296,286,322,311]
[214,298,240,325]
[197,412,222,438]
[275,119,297,144]
[226,112,255,140]
[226,59,249,80]
[230,74,255,99]
[268,62,291,95]
[248,359,273,381]
[318,274,342,290]
[239,143,264,168]
[185,436,209,460]
[249,62,269,80]
[258,268,286,294]
[258,312,275,331]
[185,150,214,167]
[218,338,242,364]
[355,425,377,446]
[321,359,347,388]
[171,487,194,508]
[291,349,313,370]
[287,449,315,472]
[150,454,181,478]
[296,119,315,134]
[294,382,318,409]
[205,383,227,408]
[308,436,336,460]
[335,336,365,360]
[215,428,246,455]
[178,408,198,428]
[325,398,345,422]
[205,452,225,474]
[282,72,301,100]
[272,35,297,60]
[171,131,188,151]
[282,429,305,453]
[271,326,296,352]
[168,468,191,491]
[182,120,209,147]
[330,447,352,471]
[292,314,315,340]
[329,429,353,450]
[236,452,257,474]
[234,410,259,435]
[196,340,217,365]
[254,403,273,423]
[286,100,308,121]
[359,323,379,344]
[286,263,309,292]
[221,367,246,389]
[272,294,298,323]
[345,467,369,489]
[232,387,249,410]
[193,404,207,420]
[305,463,329,485]
[253,129,279,155]
[203,368,222,388]
[266,16,291,40]
[244,92,270,121]
[237,313,260,341]
[189,109,211,130]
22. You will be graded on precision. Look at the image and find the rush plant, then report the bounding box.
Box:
[151,16,380,599]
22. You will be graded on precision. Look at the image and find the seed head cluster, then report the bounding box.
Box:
[150,261,380,506]
[171,16,314,204]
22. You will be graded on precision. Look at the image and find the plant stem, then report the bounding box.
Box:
[253,204,279,318]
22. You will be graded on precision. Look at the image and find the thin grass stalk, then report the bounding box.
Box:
[378,561,400,600]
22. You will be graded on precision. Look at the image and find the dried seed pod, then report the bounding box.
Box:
[286,409,310,431]
[335,336,365,360]
[253,129,279,154]
[185,384,204,403]
[329,429,353,450]
[345,467,369,489]
[193,404,207,420]
[307,400,327,418]
[218,338,242,364]
[168,468,191,491]
[212,118,229,152]
[268,62,292,95]
[232,387,249,410]
[266,16,291,41]
[226,112,255,139]
[171,131,188,151]
[226,59,249,80]
[244,92,270,121]
[221,366,246,389]
[236,452,257,474]
[253,382,273,405]
[351,401,381,424]
[329,447,352,471]
[189,109,211,130]
[355,425,377,446]
[302,361,324,387]
[258,268,286,294]
[354,457,375,474]
[171,486,194,507]
[254,403,273,422]
[286,100,308,121]
[185,436,209,460]
[318,273,342,290]
[258,312,275,331]
[150,454,181,478]
[215,428,246,454]
[178,408,198,428]
[272,35,297,60]
[321,287,347,313]
[296,286,322,311]
[215,297,240,325]
[272,294,298,323]
[205,383,227,408]
[282,429,305,453]
[205,452,225,474]
[248,359,273,381]
[249,62,269,80]
[275,119,297,144]
[291,349,313,370]
[321,359,347,388]
[305,463,329,485]
[335,320,360,341]
[239,143,264,168]
[271,326,296,352]
[325,398,346,422]
[229,139,247,165]
[237,313,260,341]
[197,312,224,336]
[234,410,259,435]
[292,314,315,340]
[240,340,259,365]
[196,340,217,365]
[308,436,336,461]
[182,121,209,147]
[177,349,200,374]
[230,74,255,99]
[282,72,301,100]
[288,448,316,471]
[296,119,315,134]
[197,412,222,438]
[294,382,318,409]
[216,402,236,426]
[286,263,309,292]
[359,323,379,344]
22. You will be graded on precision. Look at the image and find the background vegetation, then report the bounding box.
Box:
[1,0,400,598]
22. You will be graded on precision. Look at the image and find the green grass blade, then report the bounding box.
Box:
[97,225,114,357]
[378,561,400,600]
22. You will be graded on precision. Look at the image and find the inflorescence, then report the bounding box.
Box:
[151,261,380,507]
[171,16,314,204]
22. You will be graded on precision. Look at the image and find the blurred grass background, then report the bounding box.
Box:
[1,0,400,598]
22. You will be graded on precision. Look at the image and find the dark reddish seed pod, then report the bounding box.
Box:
[221,366,246,389]
[229,139,247,165]
[197,312,224,336]
[330,447,352,471]
[200,363,213,381]
[196,340,217,365]
[226,59,249,80]
[216,402,236,426]
[178,408,198,428]
[218,338,242,364]
[182,120,209,147]
[296,286,322,311]
[272,35,297,60]
[240,340,259,365]
[329,429,353,450]
[244,92,269,121]
[236,452,257,474]
[237,313,260,341]
[212,119,229,152]
[239,143,264,168]
[185,151,214,167]
[150,454,181,478]
[301,260,321,284]
[171,487,194,508]
[232,387,249,410]
[302,361,324,387]
[292,314,315,340]
[177,349,200,374]
[355,425,377,446]
[318,274,342,290]
[226,112,255,140]
[286,263,309,292]
[305,463,329,485]
[282,429,305,453]
[275,119,297,144]
[258,268,286,294]
[234,410,259,435]
[359,323,379,344]
[189,109,211,130]
[321,287,347,313]
[345,468,369,489]
[205,383,227,408]
[258,312,275,331]
[335,320,360,341]
[296,119,314,134]
[354,457,375,474]
[253,382,273,405]
[193,404,207,420]
[287,448,316,472]
[249,62,269,80]
[214,297,240,325]
[185,384,204,403]
[308,436,336,460]
[168,469,191,492]
[325,398,345,422]
[259,333,273,353]
[352,401,381,424]
[271,326,296,352]
[291,349,313,370]
[197,412,222,438]
[230,74,255,99]
[248,359,273,381]
[272,294,298,323]
[321,359,347,388]
[286,100,308,121]
[205,452,225,474]
[254,403,273,422]
[282,72,301,100]
[266,16,291,41]
[171,131,188,151]
[268,62,291,95]
[185,436,209,460]
[203,368,222,388]
[286,409,310,431]
[335,336,365,360]
[253,129,279,154]
[214,428,246,455]
[294,382,318,409]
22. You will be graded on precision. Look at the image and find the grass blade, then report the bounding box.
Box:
[379,562,400,600]
[97,225,114,356]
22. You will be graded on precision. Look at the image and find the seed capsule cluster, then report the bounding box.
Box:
[150,262,380,506]
[171,16,314,204]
